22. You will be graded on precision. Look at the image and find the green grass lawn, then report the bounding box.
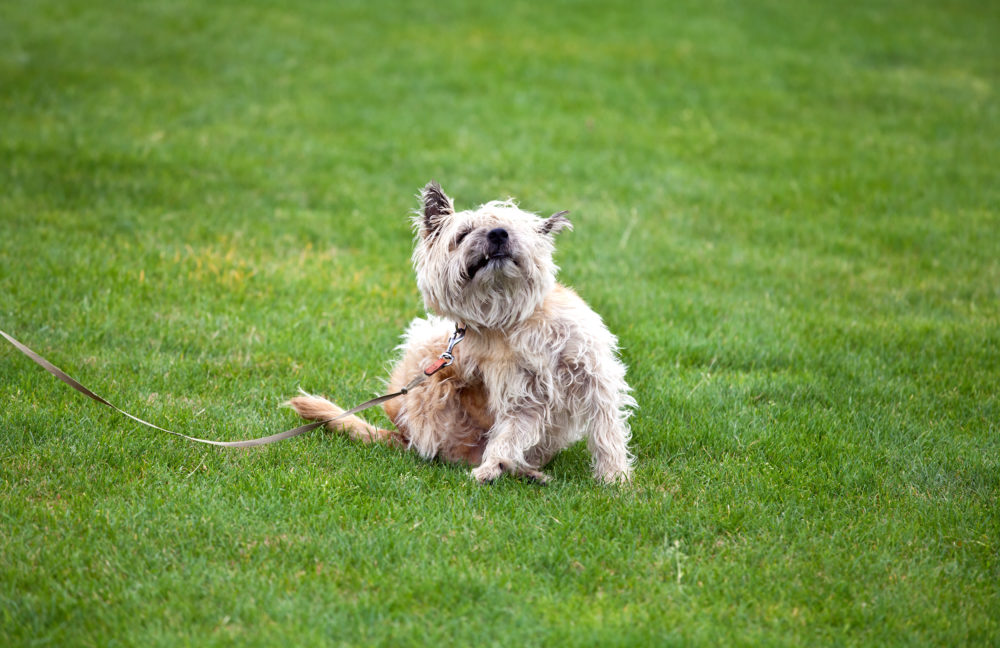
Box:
[2,0,998,645]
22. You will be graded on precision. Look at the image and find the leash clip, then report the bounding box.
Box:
[443,324,466,359]
[424,323,466,376]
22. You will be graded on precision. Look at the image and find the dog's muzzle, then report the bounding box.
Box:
[466,228,514,280]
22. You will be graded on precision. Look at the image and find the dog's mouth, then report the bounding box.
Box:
[466,252,513,281]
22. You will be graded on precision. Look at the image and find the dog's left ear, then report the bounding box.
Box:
[420,181,454,237]
[540,210,572,236]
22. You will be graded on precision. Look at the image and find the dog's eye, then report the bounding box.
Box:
[454,228,472,247]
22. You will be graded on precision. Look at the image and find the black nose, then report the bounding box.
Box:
[487,228,509,246]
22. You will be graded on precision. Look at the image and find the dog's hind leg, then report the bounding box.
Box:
[471,408,553,484]
[286,392,406,447]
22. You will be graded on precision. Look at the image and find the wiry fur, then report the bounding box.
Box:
[288,182,636,484]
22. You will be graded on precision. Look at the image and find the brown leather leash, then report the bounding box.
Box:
[0,325,466,448]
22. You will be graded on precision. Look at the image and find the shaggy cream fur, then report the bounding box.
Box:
[289,182,635,484]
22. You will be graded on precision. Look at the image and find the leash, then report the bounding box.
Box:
[0,324,466,448]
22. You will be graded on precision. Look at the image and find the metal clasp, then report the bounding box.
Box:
[423,323,467,376]
[441,324,466,366]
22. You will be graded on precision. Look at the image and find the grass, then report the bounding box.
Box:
[1,0,998,645]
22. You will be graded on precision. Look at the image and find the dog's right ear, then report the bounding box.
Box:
[419,181,454,237]
[540,210,572,236]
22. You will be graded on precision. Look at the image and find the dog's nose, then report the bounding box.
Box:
[487,228,509,246]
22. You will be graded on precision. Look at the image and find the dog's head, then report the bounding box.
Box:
[411,181,572,330]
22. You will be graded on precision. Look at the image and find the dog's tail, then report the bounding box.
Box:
[285,390,405,447]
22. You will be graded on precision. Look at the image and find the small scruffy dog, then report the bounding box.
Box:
[289,182,635,484]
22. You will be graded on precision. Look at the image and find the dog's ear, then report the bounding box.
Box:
[540,210,572,236]
[419,181,454,237]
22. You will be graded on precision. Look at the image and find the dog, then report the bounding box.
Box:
[288,182,635,484]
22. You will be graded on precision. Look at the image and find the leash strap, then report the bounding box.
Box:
[0,326,462,448]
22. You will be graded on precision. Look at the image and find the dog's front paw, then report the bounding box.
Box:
[471,461,504,484]
[521,468,552,485]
